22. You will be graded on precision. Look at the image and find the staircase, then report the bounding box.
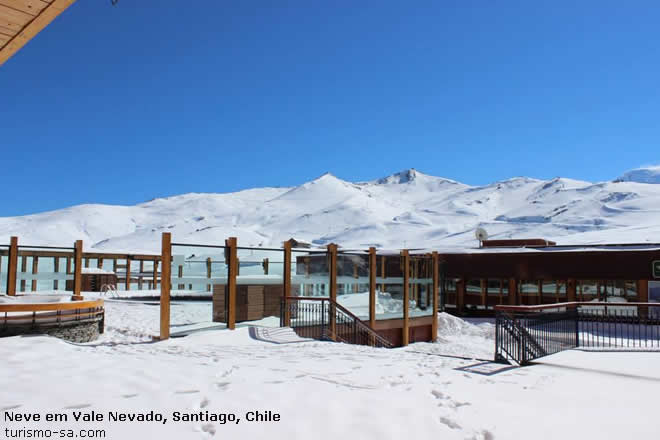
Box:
[495,313,548,365]
[281,297,393,349]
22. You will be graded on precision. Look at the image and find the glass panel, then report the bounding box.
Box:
[169,244,223,334]
[410,255,434,317]
[624,281,638,300]
[578,280,598,301]
[443,278,458,307]
[336,251,369,319]
[293,250,329,297]
[519,280,538,295]
[15,248,75,293]
[487,279,502,296]
[375,253,404,321]
[0,246,9,294]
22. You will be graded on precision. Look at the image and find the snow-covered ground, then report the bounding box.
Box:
[1,299,658,439]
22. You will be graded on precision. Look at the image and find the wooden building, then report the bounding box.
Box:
[439,241,659,315]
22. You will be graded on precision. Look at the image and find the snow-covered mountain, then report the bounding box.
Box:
[617,165,660,184]
[1,167,660,253]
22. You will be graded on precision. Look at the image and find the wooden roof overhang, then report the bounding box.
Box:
[0,0,76,66]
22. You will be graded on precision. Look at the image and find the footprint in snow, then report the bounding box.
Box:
[438,416,461,430]
[121,394,138,399]
[1,404,22,411]
[63,403,92,409]
[201,423,216,436]
[200,397,210,409]
[175,390,200,395]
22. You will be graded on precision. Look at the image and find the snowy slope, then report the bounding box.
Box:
[1,167,660,252]
[617,165,660,184]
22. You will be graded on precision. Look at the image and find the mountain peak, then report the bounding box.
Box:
[375,168,421,185]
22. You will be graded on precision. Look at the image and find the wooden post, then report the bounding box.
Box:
[402,250,410,346]
[160,233,171,340]
[368,247,376,329]
[6,236,18,296]
[84,257,89,268]
[53,257,59,290]
[638,279,649,319]
[138,260,144,289]
[508,278,517,305]
[304,256,311,295]
[283,241,292,326]
[206,257,212,292]
[567,278,576,302]
[262,258,269,275]
[353,260,359,293]
[97,257,103,269]
[66,256,72,275]
[31,256,39,291]
[72,240,83,301]
[328,243,338,340]
[177,265,184,290]
[20,256,27,292]
[432,251,439,342]
[125,258,131,291]
[112,259,117,274]
[225,237,238,330]
[153,260,159,289]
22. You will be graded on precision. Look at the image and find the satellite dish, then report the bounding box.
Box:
[475,228,489,246]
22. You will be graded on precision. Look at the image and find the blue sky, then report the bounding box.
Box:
[2,0,659,216]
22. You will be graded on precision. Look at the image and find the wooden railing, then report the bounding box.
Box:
[0,299,105,326]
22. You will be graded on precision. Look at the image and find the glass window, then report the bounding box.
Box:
[487,279,502,296]
[624,281,638,300]
[578,280,598,300]
[518,280,538,295]
[466,279,482,295]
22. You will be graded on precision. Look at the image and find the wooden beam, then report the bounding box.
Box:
[368,247,376,329]
[509,278,518,305]
[206,257,212,292]
[71,239,83,300]
[432,251,439,342]
[262,258,269,275]
[0,0,77,66]
[6,236,17,295]
[30,255,38,291]
[402,250,410,346]
[53,256,59,290]
[159,232,171,340]
[328,243,338,340]
[152,260,159,289]
[125,257,131,291]
[225,237,237,330]
[283,241,292,326]
[19,255,26,292]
